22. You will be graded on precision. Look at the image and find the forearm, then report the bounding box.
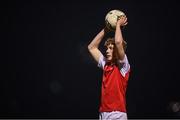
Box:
[115,24,123,45]
[88,29,105,50]
[115,23,125,60]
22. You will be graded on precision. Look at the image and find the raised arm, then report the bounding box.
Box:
[88,28,106,63]
[115,16,128,60]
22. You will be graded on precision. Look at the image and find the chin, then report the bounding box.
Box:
[107,58,112,61]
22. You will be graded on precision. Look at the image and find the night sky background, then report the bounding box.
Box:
[2,0,180,119]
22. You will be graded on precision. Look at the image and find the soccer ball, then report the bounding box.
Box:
[105,10,126,31]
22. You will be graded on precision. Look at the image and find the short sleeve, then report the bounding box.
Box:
[98,55,106,69]
[118,54,130,77]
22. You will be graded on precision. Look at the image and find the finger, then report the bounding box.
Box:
[118,16,123,20]
[124,17,127,21]
[122,15,126,19]
[124,22,128,26]
[119,15,125,19]
[125,17,127,20]
[123,18,127,24]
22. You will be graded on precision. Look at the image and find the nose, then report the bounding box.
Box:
[106,48,109,54]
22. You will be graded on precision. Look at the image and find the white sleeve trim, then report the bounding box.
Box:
[98,55,106,69]
[118,54,130,77]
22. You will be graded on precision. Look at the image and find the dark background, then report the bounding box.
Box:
[2,0,180,118]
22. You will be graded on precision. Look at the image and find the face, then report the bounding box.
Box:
[105,44,114,61]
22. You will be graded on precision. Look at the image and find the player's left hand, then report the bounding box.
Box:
[117,16,128,26]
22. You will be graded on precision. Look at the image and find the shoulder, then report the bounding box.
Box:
[98,55,106,69]
[117,54,130,77]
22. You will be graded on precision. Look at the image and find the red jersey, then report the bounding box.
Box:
[98,55,130,113]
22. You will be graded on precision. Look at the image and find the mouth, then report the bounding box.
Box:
[106,55,111,58]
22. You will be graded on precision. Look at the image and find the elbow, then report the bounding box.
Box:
[88,45,91,51]
[115,40,122,45]
[115,37,122,44]
[88,44,93,51]
[88,43,98,51]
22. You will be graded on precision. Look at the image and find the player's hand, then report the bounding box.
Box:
[117,15,128,27]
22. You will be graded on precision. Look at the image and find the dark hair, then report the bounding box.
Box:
[104,37,127,51]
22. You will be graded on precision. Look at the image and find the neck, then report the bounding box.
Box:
[107,61,115,66]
